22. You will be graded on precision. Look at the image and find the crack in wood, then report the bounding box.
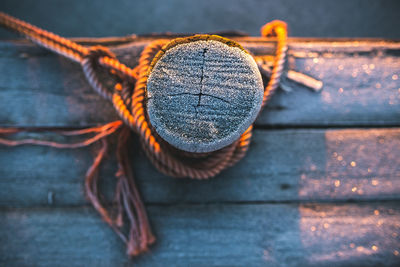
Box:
[194,47,208,116]
[166,92,230,104]
[197,47,208,107]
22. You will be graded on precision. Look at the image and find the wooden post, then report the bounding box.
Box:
[146,35,264,153]
[2,37,400,266]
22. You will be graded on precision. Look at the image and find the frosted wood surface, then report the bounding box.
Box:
[0,38,399,127]
[1,128,400,207]
[0,37,400,267]
[147,40,263,152]
[1,203,399,267]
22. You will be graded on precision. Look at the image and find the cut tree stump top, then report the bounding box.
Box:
[146,36,263,152]
[0,35,400,267]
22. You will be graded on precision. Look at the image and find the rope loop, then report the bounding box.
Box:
[0,11,289,258]
[259,20,288,108]
[85,45,117,62]
[260,20,288,37]
[81,46,119,100]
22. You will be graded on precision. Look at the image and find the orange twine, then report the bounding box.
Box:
[0,12,287,257]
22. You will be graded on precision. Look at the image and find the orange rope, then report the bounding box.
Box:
[0,12,288,257]
[112,38,251,179]
[0,121,122,148]
[260,20,288,108]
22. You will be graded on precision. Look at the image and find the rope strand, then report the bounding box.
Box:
[0,12,288,258]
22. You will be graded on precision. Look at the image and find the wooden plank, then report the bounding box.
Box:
[1,128,400,207]
[0,39,399,127]
[1,203,399,266]
[1,0,399,38]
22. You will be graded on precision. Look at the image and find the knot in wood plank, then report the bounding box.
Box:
[146,36,263,153]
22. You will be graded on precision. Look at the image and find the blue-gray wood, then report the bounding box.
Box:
[1,128,400,207]
[0,37,400,266]
[1,203,399,267]
[147,39,263,152]
[0,38,399,127]
[0,0,399,38]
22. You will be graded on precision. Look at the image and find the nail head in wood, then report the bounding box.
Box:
[146,35,264,153]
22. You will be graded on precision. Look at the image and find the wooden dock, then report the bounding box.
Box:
[0,36,400,266]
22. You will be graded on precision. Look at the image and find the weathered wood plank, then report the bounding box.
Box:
[1,203,399,267]
[1,128,399,207]
[0,39,399,127]
[0,37,399,266]
[1,0,399,38]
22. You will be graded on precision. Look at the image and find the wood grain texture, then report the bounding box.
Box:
[1,0,399,38]
[1,128,400,207]
[1,203,399,267]
[0,38,399,127]
[147,39,263,152]
[1,37,400,266]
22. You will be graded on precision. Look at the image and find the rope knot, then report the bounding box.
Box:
[85,45,117,61]
[81,46,118,100]
[0,11,289,257]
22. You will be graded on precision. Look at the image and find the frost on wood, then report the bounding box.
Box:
[146,40,264,153]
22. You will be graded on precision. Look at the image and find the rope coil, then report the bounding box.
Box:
[0,11,287,257]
